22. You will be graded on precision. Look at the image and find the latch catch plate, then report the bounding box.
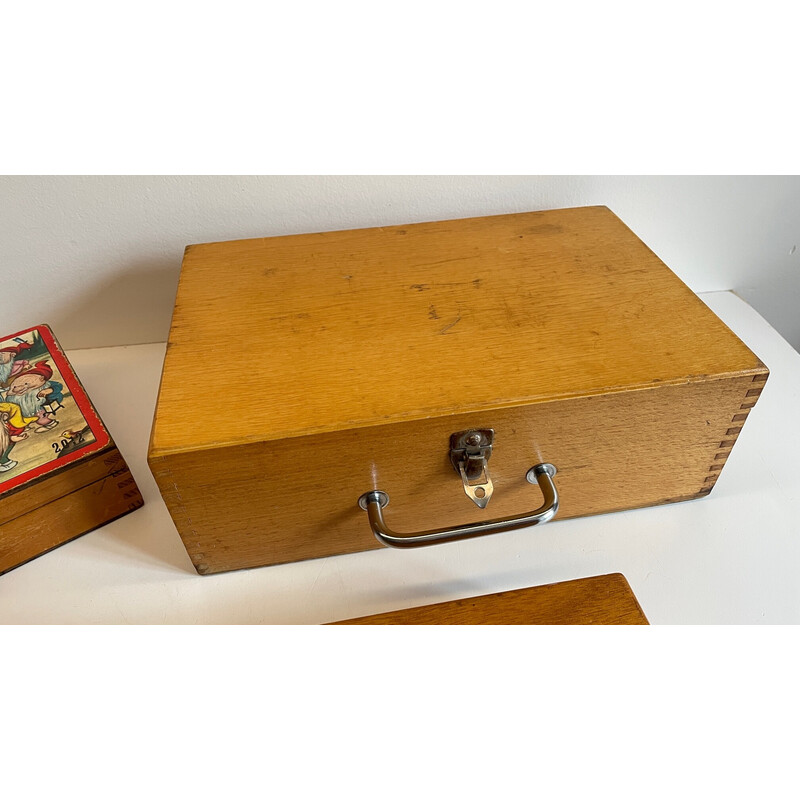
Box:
[449,429,495,509]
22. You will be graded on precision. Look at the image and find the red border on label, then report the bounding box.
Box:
[0,324,111,494]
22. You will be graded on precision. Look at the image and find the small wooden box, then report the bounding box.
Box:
[0,325,143,575]
[148,206,767,575]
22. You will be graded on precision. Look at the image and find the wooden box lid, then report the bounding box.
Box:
[151,206,763,458]
[1,324,111,501]
[332,573,649,625]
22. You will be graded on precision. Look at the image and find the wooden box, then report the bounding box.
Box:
[148,206,768,575]
[0,325,143,575]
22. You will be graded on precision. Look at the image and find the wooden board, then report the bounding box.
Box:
[148,207,768,574]
[331,573,649,625]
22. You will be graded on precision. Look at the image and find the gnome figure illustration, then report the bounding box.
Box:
[0,409,14,472]
[0,406,31,472]
[0,408,15,471]
[0,341,32,387]
[2,361,62,433]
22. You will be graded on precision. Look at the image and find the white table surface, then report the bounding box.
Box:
[1,290,798,624]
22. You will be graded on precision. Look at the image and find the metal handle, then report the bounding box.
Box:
[358,463,558,549]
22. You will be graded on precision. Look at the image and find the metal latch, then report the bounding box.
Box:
[449,429,494,509]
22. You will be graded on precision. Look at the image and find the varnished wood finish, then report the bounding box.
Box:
[148,207,768,574]
[0,446,128,527]
[331,573,649,625]
[151,206,762,456]
[151,373,763,574]
[0,445,143,575]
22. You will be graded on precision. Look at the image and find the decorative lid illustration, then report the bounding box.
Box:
[0,325,110,495]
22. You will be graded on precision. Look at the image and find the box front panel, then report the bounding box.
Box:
[152,372,764,574]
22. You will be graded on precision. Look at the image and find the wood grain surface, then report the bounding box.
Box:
[0,446,128,527]
[0,445,143,575]
[148,207,768,574]
[151,369,765,574]
[151,206,763,456]
[330,573,649,625]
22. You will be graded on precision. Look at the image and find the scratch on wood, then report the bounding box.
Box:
[269,312,311,322]
[502,298,514,325]
[428,305,439,320]
[410,280,483,292]
[439,314,462,334]
[409,256,473,269]
[524,224,563,235]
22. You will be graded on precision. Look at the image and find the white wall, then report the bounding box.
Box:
[1,176,798,351]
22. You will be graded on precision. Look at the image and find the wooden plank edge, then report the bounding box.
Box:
[328,573,649,625]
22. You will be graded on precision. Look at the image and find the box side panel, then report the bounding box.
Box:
[147,453,202,569]
[697,371,768,496]
[0,448,143,575]
[0,445,127,526]
[151,372,766,575]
